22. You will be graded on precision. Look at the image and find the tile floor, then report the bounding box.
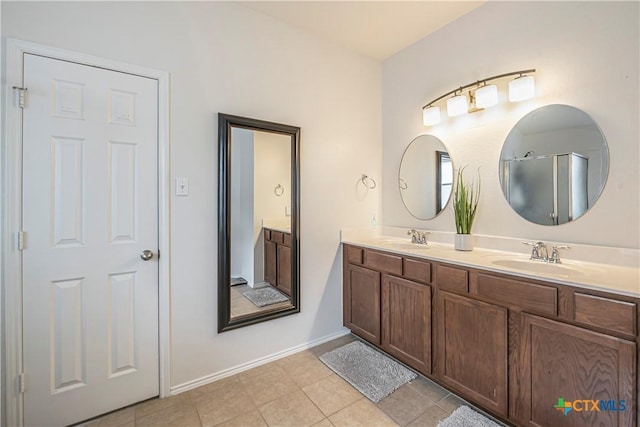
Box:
[83,334,488,427]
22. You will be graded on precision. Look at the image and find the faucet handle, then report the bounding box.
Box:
[407,229,416,235]
[549,245,571,263]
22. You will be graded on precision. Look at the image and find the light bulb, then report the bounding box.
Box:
[447,94,468,117]
[422,106,441,126]
[475,84,498,108]
[509,75,535,102]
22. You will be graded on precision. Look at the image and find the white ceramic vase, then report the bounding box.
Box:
[454,233,474,251]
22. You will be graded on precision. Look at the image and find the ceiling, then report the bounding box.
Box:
[240,1,485,61]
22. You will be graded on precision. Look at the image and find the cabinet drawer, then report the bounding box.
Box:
[437,264,468,293]
[574,293,637,336]
[264,229,271,241]
[283,232,292,247]
[404,258,431,284]
[474,273,557,316]
[364,250,402,276]
[346,246,363,265]
[270,231,284,244]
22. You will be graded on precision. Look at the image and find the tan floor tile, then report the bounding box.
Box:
[281,354,333,387]
[406,404,450,427]
[307,335,357,358]
[237,362,286,383]
[302,375,361,416]
[376,384,435,426]
[436,394,465,413]
[187,376,242,399]
[241,366,300,407]
[214,410,267,427]
[135,394,194,419]
[136,402,201,427]
[311,418,335,427]
[329,399,398,427]
[407,377,448,404]
[195,384,256,427]
[259,390,325,427]
[85,407,135,426]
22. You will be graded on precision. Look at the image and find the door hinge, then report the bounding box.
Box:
[12,86,28,109]
[18,373,26,393]
[17,231,26,250]
[157,250,160,259]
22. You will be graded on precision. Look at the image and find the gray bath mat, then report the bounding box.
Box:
[230,276,247,286]
[319,341,417,403]
[242,286,289,307]
[438,406,503,427]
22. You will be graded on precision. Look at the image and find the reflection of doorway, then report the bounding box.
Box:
[436,151,453,213]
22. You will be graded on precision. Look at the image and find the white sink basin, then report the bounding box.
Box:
[386,242,429,251]
[491,259,583,277]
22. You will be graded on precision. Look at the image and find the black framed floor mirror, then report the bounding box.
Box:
[218,113,300,332]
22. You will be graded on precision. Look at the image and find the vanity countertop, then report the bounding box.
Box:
[342,233,640,298]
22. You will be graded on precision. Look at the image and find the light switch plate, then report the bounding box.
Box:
[176,177,189,196]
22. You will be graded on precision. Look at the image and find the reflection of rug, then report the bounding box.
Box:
[230,276,247,286]
[438,406,503,427]
[242,286,289,307]
[319,341,417,403]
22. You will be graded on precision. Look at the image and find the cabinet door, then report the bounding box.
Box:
[344,264,381,345]
[277,244,292,297]
[382,275,431,375]
[516,314,636,427]
[264,240,277,286]
[437,292,508,417]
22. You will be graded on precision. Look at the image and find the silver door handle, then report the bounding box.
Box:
[140,250,154,261]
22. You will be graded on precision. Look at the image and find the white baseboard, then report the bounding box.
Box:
[169,328,351,396]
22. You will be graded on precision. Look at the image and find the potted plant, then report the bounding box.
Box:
[453,166,480,251]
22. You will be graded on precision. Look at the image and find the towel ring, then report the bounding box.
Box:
[361,174,376,189]
[274,184,284,197]
[399,178,408,190]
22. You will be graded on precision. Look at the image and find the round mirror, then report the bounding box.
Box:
[499,104,609,225]
[399,134,453,220]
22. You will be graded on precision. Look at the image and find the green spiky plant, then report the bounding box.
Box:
[453,166,480,235]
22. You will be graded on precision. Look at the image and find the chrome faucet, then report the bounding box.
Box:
[407,229,430,245]
[523,241,571,263]
[523,241,549,262]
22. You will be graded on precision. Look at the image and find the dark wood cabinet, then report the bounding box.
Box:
[264,228,292,297]
[264,240,277,286]
[277,244,292,296]
[343,264,381,344]
[514,314,635,427]
[382,275,431,375]
[342,243,639,427]
[437,291,508,417]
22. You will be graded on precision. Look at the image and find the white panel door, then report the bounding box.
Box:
[22,54,159,427]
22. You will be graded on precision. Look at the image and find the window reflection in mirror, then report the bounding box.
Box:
[399,134,454,220]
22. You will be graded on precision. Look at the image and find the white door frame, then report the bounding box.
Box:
[2,38,172,427]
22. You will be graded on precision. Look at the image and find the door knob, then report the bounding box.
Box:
[140,250,154,261]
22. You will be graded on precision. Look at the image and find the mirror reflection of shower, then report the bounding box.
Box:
[499,104,609,226]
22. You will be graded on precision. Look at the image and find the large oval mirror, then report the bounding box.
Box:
[499,104,609,225]
[399,134,453,220]
[218,114,300,332]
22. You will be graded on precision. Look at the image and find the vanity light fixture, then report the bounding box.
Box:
[422,69,536,126]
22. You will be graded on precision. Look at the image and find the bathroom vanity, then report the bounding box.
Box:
[342,236,638,427]
[264,227,292,297]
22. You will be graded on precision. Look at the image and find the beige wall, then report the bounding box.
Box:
[382,1,639,248]
[2,1,382,388]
